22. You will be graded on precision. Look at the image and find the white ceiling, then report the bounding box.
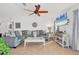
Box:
[0,3,78,17]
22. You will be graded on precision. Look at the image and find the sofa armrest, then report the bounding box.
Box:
[4,36,16,47]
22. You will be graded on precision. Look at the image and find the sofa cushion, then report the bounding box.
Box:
[14,31,22,40]
[27,31,33,37]
[15,31,20,36]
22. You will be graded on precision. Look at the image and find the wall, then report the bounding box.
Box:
[56,4,79,47]
[11,15,53,32]
[0,16,10,34]
[0,3,75,33]
[0,14,53,33]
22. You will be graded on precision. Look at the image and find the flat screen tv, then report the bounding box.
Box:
[56,13,68,26]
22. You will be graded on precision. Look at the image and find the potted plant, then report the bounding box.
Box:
[0,37,11,55]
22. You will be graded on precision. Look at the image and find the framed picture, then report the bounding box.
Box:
[9,24,12,29]
[15,22,21,29]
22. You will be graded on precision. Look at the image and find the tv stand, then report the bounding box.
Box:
[54,32,69,48]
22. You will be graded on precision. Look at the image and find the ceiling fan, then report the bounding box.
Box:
[24,4,48,16]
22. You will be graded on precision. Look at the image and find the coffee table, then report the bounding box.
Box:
[24,37,45,47]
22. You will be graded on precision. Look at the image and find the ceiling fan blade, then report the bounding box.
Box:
[39,11,48,13]
[35,4,40,11]
[29,13,35,16]
[24,9,34,12]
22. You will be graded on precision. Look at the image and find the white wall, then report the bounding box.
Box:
[0,14,53,33]
[0,4,77,33]
[11,15,53,32]
[56,4,79,47]
[0,17,10,34]
[0,3,76,33]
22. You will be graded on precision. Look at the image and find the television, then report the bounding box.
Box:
[56,12,69,26]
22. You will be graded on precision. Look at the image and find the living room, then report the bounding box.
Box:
[0,3,79,55]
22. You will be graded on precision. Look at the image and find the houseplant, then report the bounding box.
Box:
[0,37,11,55]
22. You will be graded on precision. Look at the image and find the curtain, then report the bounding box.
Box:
[72,9,78,50]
